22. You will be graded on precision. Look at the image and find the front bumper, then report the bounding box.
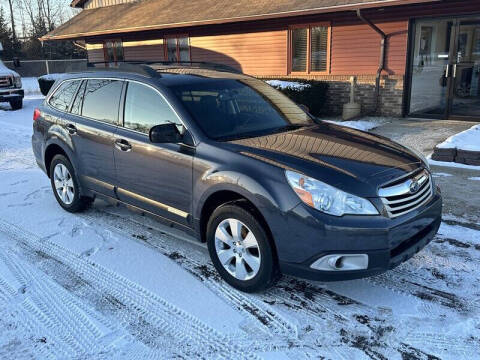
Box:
[275,190,442,281]
[0,89,24,102]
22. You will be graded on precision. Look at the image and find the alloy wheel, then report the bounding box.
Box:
[214,218,261,281]
[53,163,75,205]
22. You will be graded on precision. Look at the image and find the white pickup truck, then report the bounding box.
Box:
[0,57,24,110]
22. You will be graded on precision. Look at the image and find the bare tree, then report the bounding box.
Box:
[6,0,17,43]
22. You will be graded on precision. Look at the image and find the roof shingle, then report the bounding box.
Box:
[42,0,438,40]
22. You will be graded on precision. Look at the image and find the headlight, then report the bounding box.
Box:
[285,171,379,216]
[13,76,22,88]
[407,145,430,170]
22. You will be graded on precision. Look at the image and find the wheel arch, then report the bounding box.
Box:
[197,188,279,268]
[44,140,77,178]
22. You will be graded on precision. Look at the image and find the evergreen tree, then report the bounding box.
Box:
[0,6,17,60]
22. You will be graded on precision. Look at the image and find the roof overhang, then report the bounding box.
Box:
[43,0,442,41]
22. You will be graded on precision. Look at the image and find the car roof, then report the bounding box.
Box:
[58,62,253,87]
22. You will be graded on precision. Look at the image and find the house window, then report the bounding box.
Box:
[104,40,124,63]
[165,36,190,62]
[290,24,330,74]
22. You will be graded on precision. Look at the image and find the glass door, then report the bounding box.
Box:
[409,19,455,117]
[449,18,480,119]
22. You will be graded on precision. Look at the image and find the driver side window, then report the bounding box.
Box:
[124,81,182,134]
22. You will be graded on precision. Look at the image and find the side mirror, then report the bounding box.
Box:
[149,123,182,143]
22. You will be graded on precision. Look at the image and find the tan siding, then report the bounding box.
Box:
[190,30,287,76]
[84,0,136,10]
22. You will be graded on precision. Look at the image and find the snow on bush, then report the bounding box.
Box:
[266,80,311,90]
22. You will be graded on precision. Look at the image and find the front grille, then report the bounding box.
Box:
[379,170,433,218]
[0,76,12,88]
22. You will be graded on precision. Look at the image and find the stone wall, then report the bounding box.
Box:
[258,74,405,117]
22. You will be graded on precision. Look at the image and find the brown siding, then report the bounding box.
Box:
[331,20,408,75]
[123,41,164,61]
[190,30,288,76]
[86,43,105,63]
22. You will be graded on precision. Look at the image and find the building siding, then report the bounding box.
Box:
[190,30,288,76]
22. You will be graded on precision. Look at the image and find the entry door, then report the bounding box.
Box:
[449,18,480,119]
[113,81,193,226]
[409,17,480,120]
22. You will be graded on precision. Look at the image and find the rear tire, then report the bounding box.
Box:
[206,202,278,292]
[9,98,23,110]
[49,154,93,213]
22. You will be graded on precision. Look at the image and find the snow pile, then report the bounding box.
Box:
[22,77,41,96]
[436,124,480,151]
[324,117,389,131]
[266,80,311,90]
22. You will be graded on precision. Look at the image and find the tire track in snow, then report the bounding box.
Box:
[0,218,262,359]
[82,209,299,341]
[85,208,398,359]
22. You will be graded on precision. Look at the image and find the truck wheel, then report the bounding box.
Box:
[10,99,23,110]
[206,202,279,292]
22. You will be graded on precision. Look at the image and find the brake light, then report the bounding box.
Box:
[33,108,41,121]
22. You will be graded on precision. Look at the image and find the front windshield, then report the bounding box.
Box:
[169,78,314,140]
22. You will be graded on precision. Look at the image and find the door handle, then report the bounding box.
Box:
[114,138,132,152]
[453,64,458,78]
[65,123,77,135]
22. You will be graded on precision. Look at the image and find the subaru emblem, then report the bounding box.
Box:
[409,180,420,194]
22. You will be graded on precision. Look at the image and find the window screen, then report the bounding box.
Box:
[82,79,123,124]
[292,28,308,72]
[310,26,328,72]
[49,80,81,112]
[124,82,181,134]
[165,36,190,62]
[290,25,329,73]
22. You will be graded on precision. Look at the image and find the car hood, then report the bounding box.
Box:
[222,123,424,197]
[0,61,19,77]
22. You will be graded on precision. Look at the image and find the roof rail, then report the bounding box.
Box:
[87,60,242,76]
[86,62,161,77]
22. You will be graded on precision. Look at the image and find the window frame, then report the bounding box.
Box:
[47,79,82,114]
[163,34,191,63]
[79,78,125,126]
[288,23,331,75]
[121,80,192,141]
[103,39,124,64]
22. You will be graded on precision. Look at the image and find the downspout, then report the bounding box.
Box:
[356,9,387,114]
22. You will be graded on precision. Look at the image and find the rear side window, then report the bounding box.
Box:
[123,81,182,134]
[82,79,123,124]
[48,80,81,112]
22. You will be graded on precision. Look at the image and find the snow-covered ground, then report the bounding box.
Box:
[0,92,479,359]
[436,124,480,152]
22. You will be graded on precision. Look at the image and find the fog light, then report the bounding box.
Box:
[311,254,369,271]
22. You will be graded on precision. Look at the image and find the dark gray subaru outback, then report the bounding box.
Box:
[32,63,442,292]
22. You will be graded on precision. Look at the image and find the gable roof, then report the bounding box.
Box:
[42,0,440,41]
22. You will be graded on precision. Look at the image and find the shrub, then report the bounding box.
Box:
[267,79,329,117]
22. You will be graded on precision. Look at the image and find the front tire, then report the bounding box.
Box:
[206,203,278,292]
[49,154,92,213]
[10,98,23,110]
